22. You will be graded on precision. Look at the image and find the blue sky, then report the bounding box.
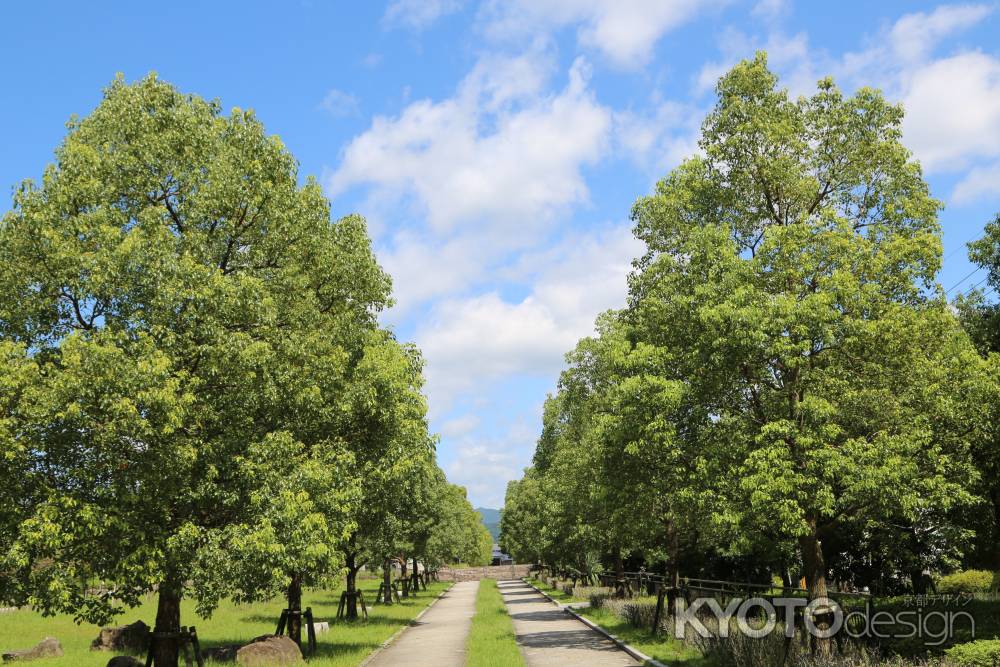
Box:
[2,1,999,507]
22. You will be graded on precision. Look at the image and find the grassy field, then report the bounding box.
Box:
[0,579,451,666]
[577,606,713,666]
[523,577,589,604]
[465,579,525,667]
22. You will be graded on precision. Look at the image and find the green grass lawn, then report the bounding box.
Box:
[577,607,713,666]
[523,577,589,604]
[465,579,524,667]
[0,579,451,666]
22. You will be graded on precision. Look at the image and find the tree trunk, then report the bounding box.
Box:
[613,548,625,598]
[287,572,303,647]
[412,557,419,591]
[152,582,182,667]
[800,522,833,658]
[665,521,680,615]
[382,560,393,604]
[345,552,360,620]
[910,568,927,595]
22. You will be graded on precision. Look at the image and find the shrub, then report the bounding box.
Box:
[599,598,659,629]
[945,640,1000,666]
[588,589,613,609]
[688,616,939,667]
[686,614,793,667]
[573,585,610,601]
[938,571,998,595]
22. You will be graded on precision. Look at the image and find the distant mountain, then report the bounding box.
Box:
[476,507,501,542]
[476,507,501,523]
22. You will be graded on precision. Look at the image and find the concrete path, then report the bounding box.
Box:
[366,580,478,667]
[498,580,640,666]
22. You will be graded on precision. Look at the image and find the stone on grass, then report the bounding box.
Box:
[2,637,63,661]
[106,657,144,667]
[313,621,329,634]
[235,635,303,666]
[91,620,150,652]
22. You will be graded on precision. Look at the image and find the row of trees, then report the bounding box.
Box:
[0,75,491,666]
[500,54,1000,651]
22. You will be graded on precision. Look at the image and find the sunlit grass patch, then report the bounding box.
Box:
[579,606,713,666]
[466,579,524,667]
[0,578,451,667]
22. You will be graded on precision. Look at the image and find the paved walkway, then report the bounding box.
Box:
[366,580,478,667]
[498,580,640,666]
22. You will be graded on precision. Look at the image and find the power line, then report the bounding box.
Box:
[942,232,983,263]
[942,243,969,263]
[963,275,990,295]
[945,267,983,294]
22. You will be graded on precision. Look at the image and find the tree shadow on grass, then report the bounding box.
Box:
[200,637,377,660]
[310,594,398,606]
[236,614,408,627]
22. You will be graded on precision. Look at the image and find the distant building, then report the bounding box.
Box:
[491,544,513,565]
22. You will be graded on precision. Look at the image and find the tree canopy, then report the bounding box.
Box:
[0,74,484,666]
[502,54,999,655]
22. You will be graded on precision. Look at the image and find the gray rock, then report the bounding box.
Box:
[2,637,63,661]
[312,621,329,634]
[91,620,150,652]
[106,657,145,667]
[235,634,303,666]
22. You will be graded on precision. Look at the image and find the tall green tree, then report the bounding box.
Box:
[0,75,389,665]
[500,472,553,566]
[337,333,435,619]
[629,54,989,651]
[956,212,1000,568]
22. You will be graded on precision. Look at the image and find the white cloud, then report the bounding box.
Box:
[614,101,704,173]
[415,224,642,412]
[480,0,721,68]
[443,414,542,507]
[888,4,993,64]
[420,293,577,393]
[328,55,610,237]
[819,6,1000,177]
[952,161,1000,204]
[320,89,360,117]
[694,5,1000,198]
[901,51,1000,173]
[384,0,464,30]
[445,441,526,508]
[378,233,492,315]
[752,0,788,20]
[439,414,481,439]
[695,29,814,96]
